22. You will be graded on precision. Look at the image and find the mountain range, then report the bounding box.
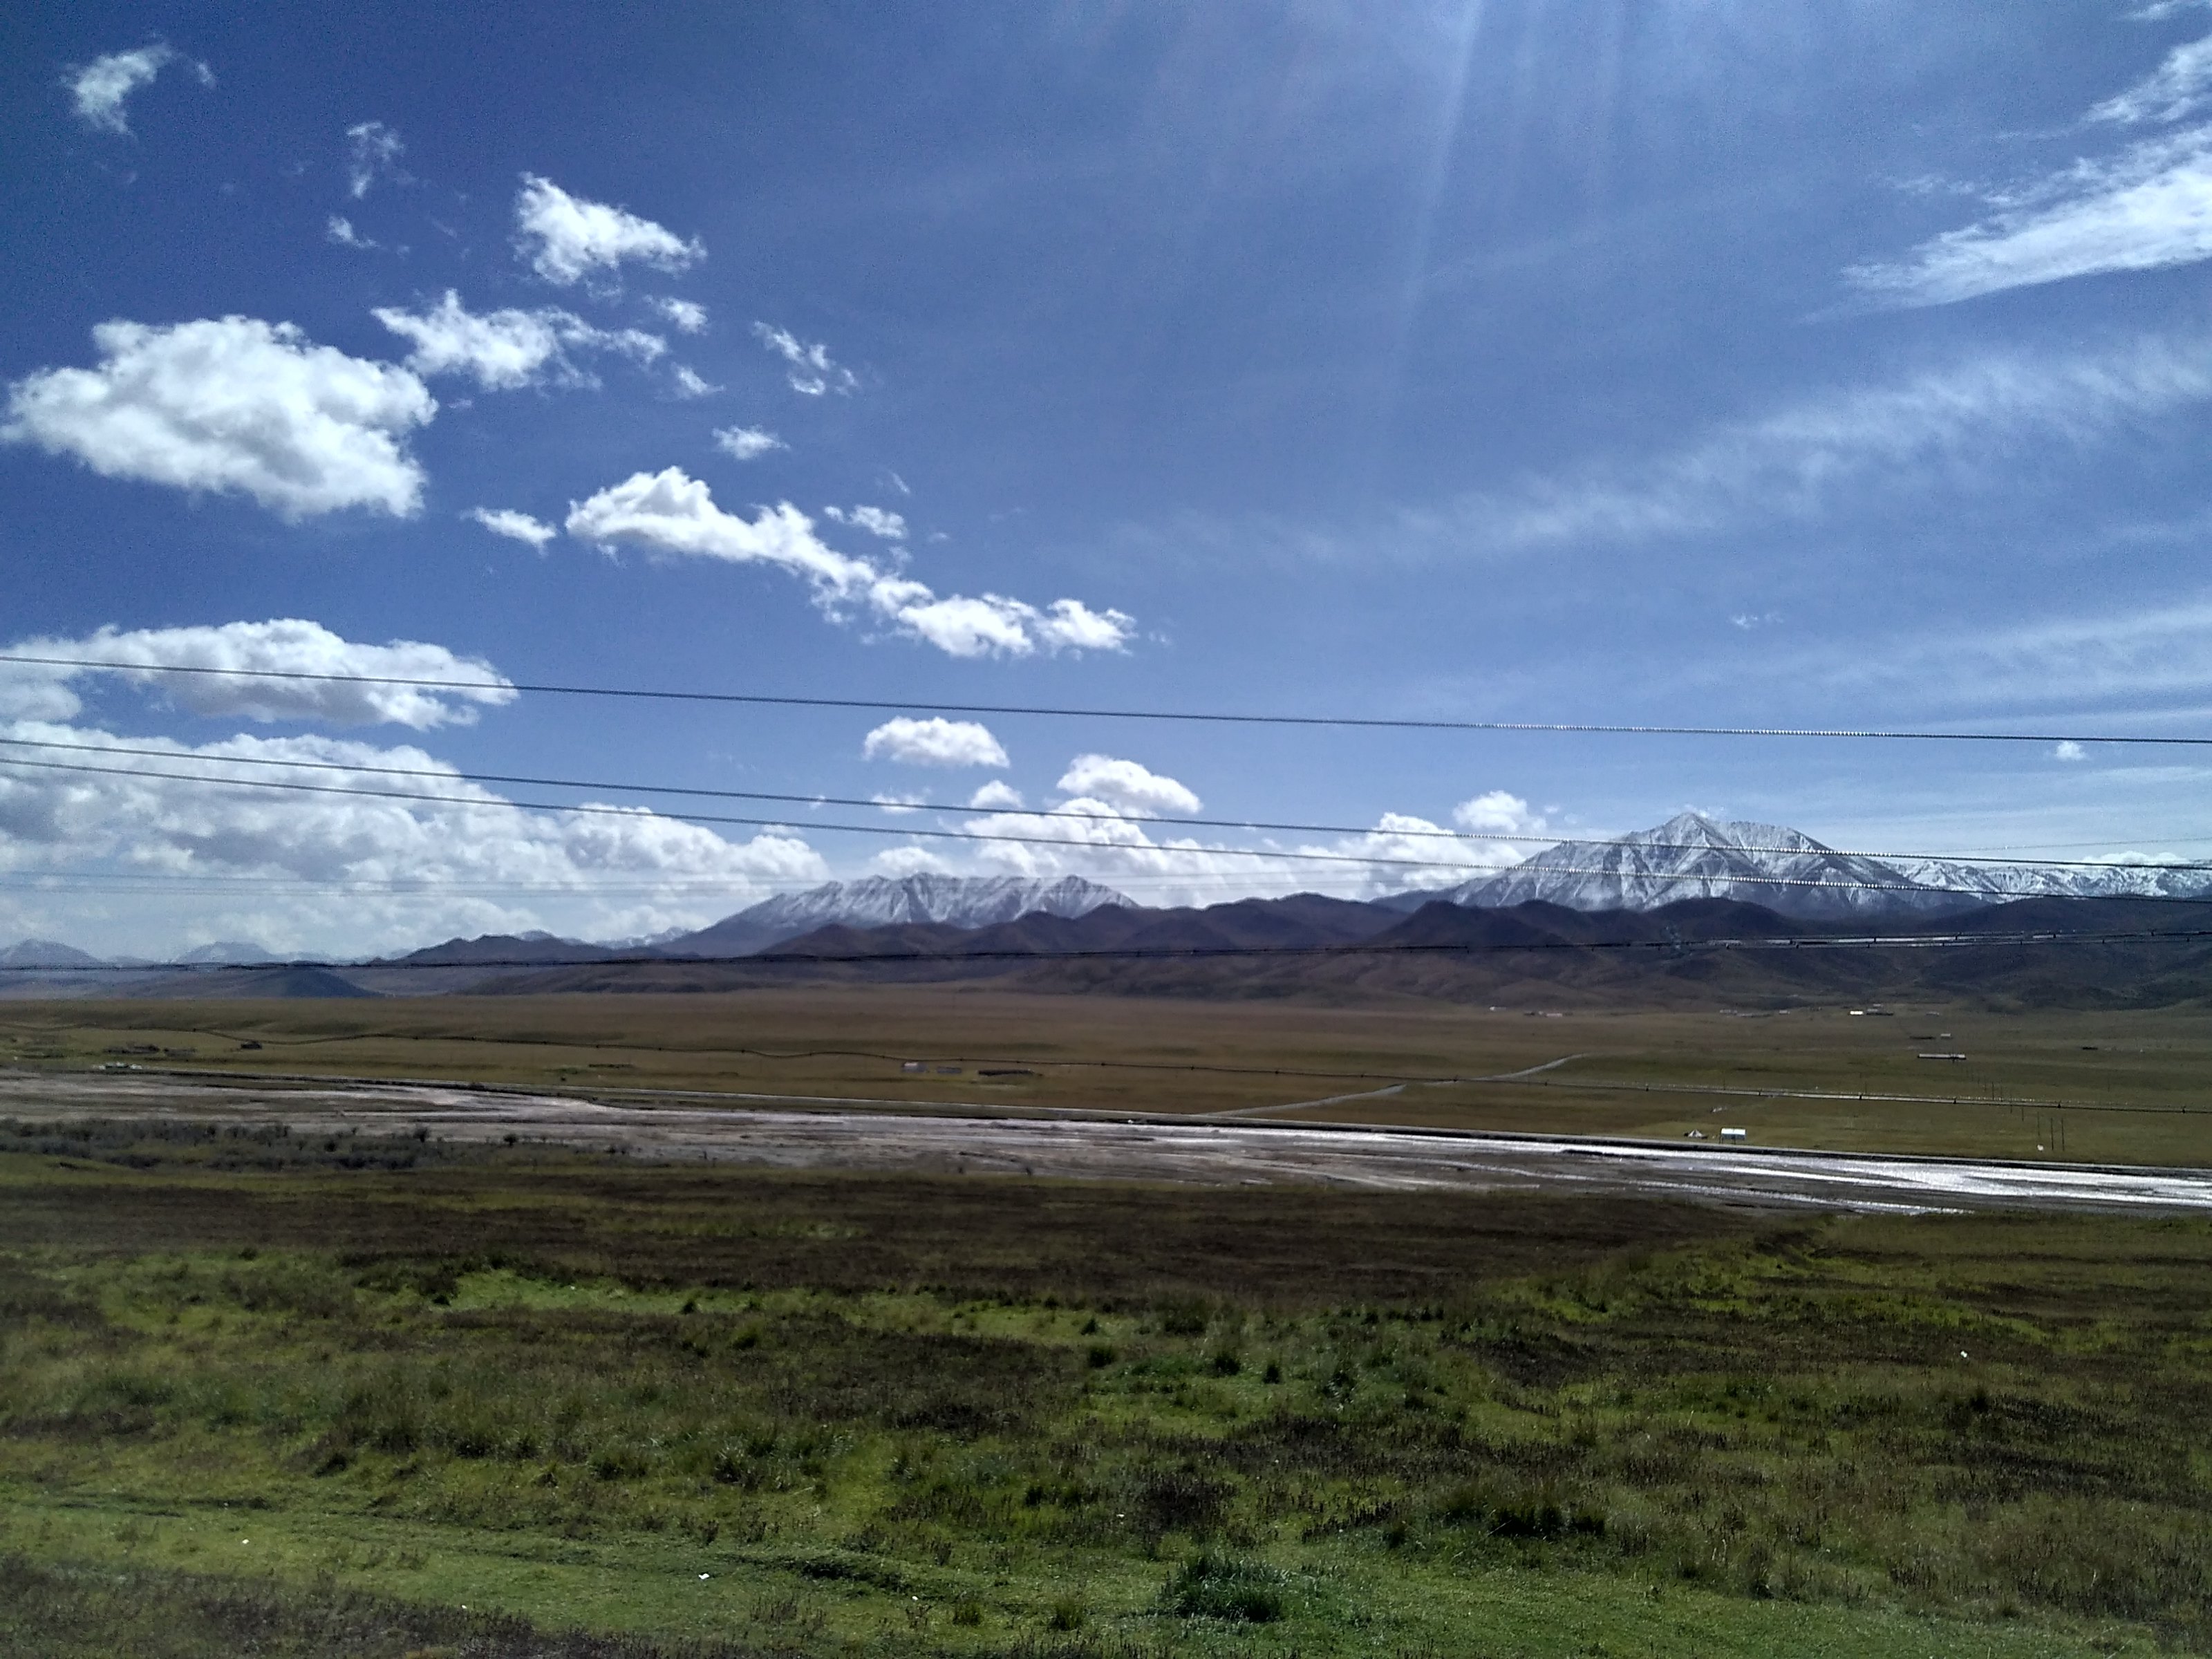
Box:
[6,816,2209,1004]
[658,872,1131,957]
[1414,813,2211,919]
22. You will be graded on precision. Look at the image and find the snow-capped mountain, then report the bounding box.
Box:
[1438,813,2212,919]
[668,874,1132,955]
[1450,814,1961,919]
[1889,856,2212,903]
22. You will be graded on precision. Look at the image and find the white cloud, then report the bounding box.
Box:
[465,507,556,550]
[2092,32,2212,125]
[1441,334,2212,552]
[1452,790,1546,838]
[513,174,703,287]
[2054,739,2088,761]
[1761,592,2212,715]
[671,366,719,398]
[753,324,856,395]
[653,297,708,332]
[345,120,404,198]
[961,797,1524,906]
[825,504,908,540]
[1055,755,1201,817]
[713,425,785,460]
[326,215,377,250]
[565,467,877,592]
[871,845,953,877]
[0,721,823,956]
[968,780,1024,810]
[1853,35,2212,307]
[1850,130,2212,306]
[1,619,514,729]
[3,317,433,519]
[373,290,663,391]
[564,467,1134,658]
[66,44,211,135]
[863,717,1009,769]
[871,792,925,815]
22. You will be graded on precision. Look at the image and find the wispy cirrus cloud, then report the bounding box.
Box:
[345,121,404,198]
[753,324,856,395]
[1427,333,2212,553]
[1852,30,2212,306]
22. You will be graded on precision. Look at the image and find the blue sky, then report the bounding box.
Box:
[4,1,2212,955]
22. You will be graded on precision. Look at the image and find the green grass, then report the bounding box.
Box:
[7,993,2211,1163]
[2,1126,2209,1655]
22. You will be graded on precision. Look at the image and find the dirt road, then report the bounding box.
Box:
[5,1068,2209,1214]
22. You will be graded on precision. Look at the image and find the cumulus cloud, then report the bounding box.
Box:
[1056,755,1201,817]
[1853,34,2212,306]
[968,780,1024,810]
[563,467,1134,658]
[3,317,433,519]
[326,215,377,250]
[373,290,663,391]
[2053,739,2088,761]
[671,366,719,397]
[871,792,925,815]
[66,44,211,135]
[753,324,856,395]
[0,722,824,955]
[566,467,877,590]
[1452,789,1546,839]
[961,797,1525,906]
[1,619,514,729]
[825,504,908,541]
[653,297,708,332]
[465,507,556,550]
[514,174,702,287]
[871,845,953,877]
[345,120,404,198]
[714,425,785,460]
[863,717,1009,769]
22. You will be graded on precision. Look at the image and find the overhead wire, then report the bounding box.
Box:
[1,734,2206,880]
[5,651,2211,747]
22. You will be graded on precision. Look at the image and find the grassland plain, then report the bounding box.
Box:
[3,991,2210,1163]
[3,1123,2211,1656]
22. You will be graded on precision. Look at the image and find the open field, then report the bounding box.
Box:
[1,990,2209,1163]
[4,1131,2212,1655]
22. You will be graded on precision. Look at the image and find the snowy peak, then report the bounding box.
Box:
[1447,812,2212,918]
[1456,813,1952,919]
[696,873,1132,945]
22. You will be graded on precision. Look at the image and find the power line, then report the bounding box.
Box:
[5,651,2209,747]
[3,734,2206,881]
[6,919,2210,974]
[0,750,2171,905]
